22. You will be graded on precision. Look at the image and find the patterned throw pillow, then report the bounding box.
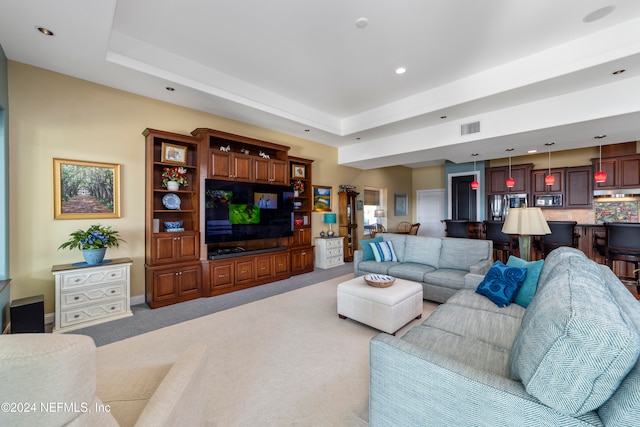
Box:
[476,261,527,307]
[369,241,398,262]
[506,256,544,308]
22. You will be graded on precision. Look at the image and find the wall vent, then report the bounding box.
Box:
[461,121,480,135]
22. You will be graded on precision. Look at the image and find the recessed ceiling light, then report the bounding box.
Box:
[395,67,406,75]
[36,26,54,36]
[440,115,447,119]
[528,150,538,154]
[165,87,175,91]
[545,142,555,147]
[612,69,626,75]
[594,134,607,139]
[583,5,616,23]
[505,148,514,152]
[304,129,310,132]
[355,18,368,29]
[471,153,479,157]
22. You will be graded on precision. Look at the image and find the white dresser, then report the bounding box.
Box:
[52,257,133,333]
[314,237,345,269]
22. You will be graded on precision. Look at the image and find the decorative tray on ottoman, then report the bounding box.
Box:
[364,274,396,288]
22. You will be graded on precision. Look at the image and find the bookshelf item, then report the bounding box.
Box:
[339,191,359,262]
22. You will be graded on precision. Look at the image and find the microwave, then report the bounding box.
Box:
[534,194,563,207]
[507,194,528,209]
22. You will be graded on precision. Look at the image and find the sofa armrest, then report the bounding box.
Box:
[353,250,364,277]
[464,273,485,289]
[370,334,600,426]
[134,343,209,427]
[469,258,493,275]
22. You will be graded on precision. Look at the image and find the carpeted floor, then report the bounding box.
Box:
[94,271,439,426]
[74,263,354,346]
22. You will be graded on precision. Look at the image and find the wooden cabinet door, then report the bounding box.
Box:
[532,169,563,193]
[254,157,271,183]
[270,159,287,185]
[210,151,232,179]
[177,232,199,260]
[619,156,640,188]
[487,167,508,194]
[235,259,254,285]
[291,248,313,273]
[255,255,273,280]
[274,253,289,275]
[152,268,180,302]
[233,153,253,181]
[153,235,177,263]
[291,227,311,246]
[593,158,617,189]
[178,264,201,296]
[566,166,593,208]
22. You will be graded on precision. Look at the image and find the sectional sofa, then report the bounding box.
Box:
[369,247,640,426]
[354,233,493,303]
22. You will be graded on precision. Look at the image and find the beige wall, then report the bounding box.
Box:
[8,62,413,313]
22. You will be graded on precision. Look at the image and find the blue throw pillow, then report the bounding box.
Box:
[507,256,544,308]
[476,261,527,307]
[370,240,398,262]
[359,236,383,261]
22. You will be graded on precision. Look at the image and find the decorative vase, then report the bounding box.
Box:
[166,181,180,191]
[82,248,107,265]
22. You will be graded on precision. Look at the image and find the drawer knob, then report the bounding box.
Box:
[74,296,80,300]
[110,290,116,294]
[74,279,80,283]
[74,314,80,319]
[110,306,116,310]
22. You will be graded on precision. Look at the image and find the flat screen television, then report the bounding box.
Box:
[205,179,294,244]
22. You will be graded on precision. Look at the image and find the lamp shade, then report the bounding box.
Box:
[594,170,607,183]
[471,180,479,190]
[545,174,555,186]
[505,177,515,188]
[374,210,385,218]
[502,208,551,236]
[323,213,337,224]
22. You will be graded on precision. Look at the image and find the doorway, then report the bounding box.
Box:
[417,189,445,237]
[447,172,480,221]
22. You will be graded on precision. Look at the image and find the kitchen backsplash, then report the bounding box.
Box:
[594,199,640,224]
[542,208,595,224]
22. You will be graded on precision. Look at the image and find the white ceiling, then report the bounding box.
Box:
[1,0,640,169]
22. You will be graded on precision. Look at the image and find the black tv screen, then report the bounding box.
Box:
[205,179,294,244]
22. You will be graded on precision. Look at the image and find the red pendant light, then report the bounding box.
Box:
[471,156,479,190]
[545,142,555,186]
[506,151,515,188]
[594,144,607,183]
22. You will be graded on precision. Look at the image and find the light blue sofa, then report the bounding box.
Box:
[354,233,493,303]
[369,247,640,426]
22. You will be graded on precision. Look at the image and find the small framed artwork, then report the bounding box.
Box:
[292,164,306,179]
[357,199,363,210]
[53,158,121,219]
[395,194,408,216]
[161,142,188,165]
[313,185,332,212]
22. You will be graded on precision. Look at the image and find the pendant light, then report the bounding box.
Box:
[594,143,607,183]
[545,142,555,186]
[506,149,515,188]
[471,154,479,190]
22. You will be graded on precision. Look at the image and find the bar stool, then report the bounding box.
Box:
[604,222,640,294]
[539,221,579,258]
[483,220,517,263]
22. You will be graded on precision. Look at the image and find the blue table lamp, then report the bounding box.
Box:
[324,213,337,237]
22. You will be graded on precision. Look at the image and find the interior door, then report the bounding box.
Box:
[417,189,445,237]
[451,175,477,220]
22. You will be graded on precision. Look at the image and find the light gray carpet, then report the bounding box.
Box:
[74,263,354,346]
[95,273,439,426]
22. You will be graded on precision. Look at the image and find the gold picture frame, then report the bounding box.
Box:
[161,142,188,165]
[313,185,332,212]
[53,158,121,219]
[292,164,306,179]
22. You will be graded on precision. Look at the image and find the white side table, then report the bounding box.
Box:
[52,257,133,333]
[314,237,345,269]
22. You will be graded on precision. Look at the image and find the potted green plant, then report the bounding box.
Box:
[162,166,188,190]
[58,224,125,265]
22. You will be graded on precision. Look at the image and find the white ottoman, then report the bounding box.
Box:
[337,276,423,334]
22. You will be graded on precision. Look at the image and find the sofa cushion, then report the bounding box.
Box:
[370,240,399,262]
[357,260,397,275]
[536,246,585,290]
[403,236,441,268]
[423,268,468,291]
[510,255,640,416]
[439,238,490,271]
[475,261,527,308]
[359,236,383,261]
[388,262,436,282]
[506,256,544,308]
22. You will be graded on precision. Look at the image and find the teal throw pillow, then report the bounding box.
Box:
[370,240,398,262]
[507,256,544,308]
[476,261,527,307]
[359,236,383,261]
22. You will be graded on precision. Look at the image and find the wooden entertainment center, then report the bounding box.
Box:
[143,127,314,308]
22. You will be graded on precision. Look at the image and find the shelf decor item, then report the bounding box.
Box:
[162,193,181,210]
[292,179,305,196]
[292,164,305,179]
[324,213,337,237]
[58,224,125,265]
[160,142,188,165]
[161,166,188,189]
[313,185,332,212]
[364,274,396,288]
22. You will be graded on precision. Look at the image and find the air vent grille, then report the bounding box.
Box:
[461,121,480,135]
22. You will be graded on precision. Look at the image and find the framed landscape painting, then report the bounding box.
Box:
[395,194,407,216]
[53,158,121,219]
[313,185,332,212]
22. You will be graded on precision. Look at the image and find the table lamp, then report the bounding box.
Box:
[502,207,550,261]
[374,209,385,225]
[324,213,337,237]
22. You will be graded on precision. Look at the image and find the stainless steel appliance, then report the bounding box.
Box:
[488,194,508,220]
[534,194,563,207]
[507,193,528,209]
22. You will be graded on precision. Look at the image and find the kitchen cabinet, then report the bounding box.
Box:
[486,164,532,195]
[565,166,593,208]
[592,154,640,190]
[532,168,564,194]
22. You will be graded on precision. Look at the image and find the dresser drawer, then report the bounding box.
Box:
[326,248,343,257]
[60,282,126,308]
[60,299,127,327]
[61,266,127,290]
[325,256,344,267]
[325,238,343,249]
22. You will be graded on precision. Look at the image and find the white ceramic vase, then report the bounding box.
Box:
[166,181,180,191]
